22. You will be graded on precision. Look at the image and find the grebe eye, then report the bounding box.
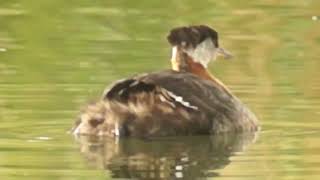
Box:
[89,118,104,127]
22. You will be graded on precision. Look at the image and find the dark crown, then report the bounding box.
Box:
[167,25,219,48]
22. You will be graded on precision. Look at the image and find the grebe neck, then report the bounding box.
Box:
[171,47,232,95]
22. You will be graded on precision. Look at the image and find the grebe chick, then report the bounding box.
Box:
[73,25,259,138]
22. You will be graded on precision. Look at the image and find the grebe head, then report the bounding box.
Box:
[73,102,107,136]
[167,25,232,71]
[73,101,129,137]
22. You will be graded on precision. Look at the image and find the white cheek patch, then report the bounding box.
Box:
[184,38,217,68]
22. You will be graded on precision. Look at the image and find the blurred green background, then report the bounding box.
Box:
[0,0,320,179]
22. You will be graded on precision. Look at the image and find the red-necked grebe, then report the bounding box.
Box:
[72,25,259,138]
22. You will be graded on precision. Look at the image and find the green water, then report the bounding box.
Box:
[1,0,320,179]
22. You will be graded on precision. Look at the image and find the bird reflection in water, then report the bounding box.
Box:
[75,132,258,179]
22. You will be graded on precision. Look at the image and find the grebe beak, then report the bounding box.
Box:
[217,47,233,60]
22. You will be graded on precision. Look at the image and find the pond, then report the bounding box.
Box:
[1,0,320,179]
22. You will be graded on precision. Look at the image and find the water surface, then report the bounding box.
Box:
[1,0,320,179]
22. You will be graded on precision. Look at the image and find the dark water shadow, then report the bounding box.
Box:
[75,132,258,179]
